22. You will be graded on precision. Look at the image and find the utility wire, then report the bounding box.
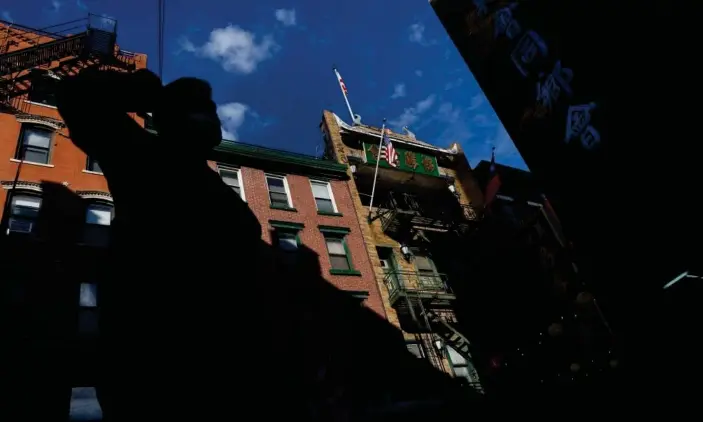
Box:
[157,0,165,81]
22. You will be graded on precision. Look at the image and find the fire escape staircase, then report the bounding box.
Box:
[422,308,484,393]
[1,16,135,114]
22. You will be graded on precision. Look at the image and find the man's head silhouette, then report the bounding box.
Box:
[154,77,222,157]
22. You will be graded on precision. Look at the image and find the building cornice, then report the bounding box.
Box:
[213,141,348,178]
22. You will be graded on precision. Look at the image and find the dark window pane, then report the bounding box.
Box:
[83,225,110,247]
[22,147,49,164]
[78,309,99,336]
[316,198,335,213]
[87,157,102,173]
[278,233,298,252]
[329,255,350,270]
[407,343,425,358]
[270,191,289,207]
[267,177,287,195]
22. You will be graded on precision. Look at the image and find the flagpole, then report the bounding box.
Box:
[333,67,355,123]
[367,119,386,222]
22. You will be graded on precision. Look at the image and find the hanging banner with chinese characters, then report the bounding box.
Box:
[363,142,440,177]
[430,0,607,259]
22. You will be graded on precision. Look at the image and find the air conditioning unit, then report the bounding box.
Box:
[8,218,33,234]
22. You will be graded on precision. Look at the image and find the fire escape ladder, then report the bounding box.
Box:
[405,294,445,372]
[422,308,484,393]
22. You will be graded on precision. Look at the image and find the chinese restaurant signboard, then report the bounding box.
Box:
[363,143,440,177]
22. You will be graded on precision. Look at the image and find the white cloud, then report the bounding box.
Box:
[390,83,406,99]
[434,102,474,143]
[472,113,495,127]
[1,10,13,22]
[409,23,425,43]
[217,102,250,140]
[51,0,61,12]
[389,94,436,129]
[274,9,296,26]
[444,78,463,91]
[408,23,435,46]
[415,70,423,77]
[181,25,278,74]
[468,93,484,110]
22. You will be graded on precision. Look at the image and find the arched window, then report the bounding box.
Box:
[83,202,114,247]
[8,193,42,234]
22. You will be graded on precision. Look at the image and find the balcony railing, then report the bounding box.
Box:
[383,270,454,305]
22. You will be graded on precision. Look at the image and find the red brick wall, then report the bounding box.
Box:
[228,166,386,318]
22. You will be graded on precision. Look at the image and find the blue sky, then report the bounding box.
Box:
[2,0,528,170]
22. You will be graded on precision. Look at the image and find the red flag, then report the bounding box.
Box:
[484,147,502,210]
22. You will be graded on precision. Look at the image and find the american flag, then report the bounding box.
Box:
[380,129,398,167]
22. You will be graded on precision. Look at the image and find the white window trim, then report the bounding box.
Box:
[82,169,104,175]
[24,100,58,110]
[218,165,246,202]
[265,173,293,208]
[310,179,338,213]
[10,158,55,168]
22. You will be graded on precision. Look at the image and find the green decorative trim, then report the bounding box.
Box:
[318,225,351,234]
[363,142,440,177]
[269,220,304,230]
[213,141,348,176]
[330,269,362,276]
[270,204,297,212]
[317,210,343,217]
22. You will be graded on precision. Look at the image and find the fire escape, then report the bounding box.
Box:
[376,191,484,393]
[0,14,139,115]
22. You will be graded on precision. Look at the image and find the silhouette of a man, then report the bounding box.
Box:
[57,68,272,420]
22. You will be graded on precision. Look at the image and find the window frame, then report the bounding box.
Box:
[15,124,54,165]
[265,173,293,209]
[83,202,114,246]
[7,192,42,234]
[319,225,360,276]
[85,156,103,174]
[218,165,246,201]
[309,179,339,215]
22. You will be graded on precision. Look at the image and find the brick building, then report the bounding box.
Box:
[208,140,386,316]
[0,15,147,419]
[320,111,487,394]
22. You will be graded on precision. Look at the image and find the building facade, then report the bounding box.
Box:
[0,15,148,418]
[321,110,487,394]
[208,140,386,316]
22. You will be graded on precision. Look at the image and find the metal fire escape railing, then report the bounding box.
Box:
[1,15,136,114]
[383,270,452,305]
[377,192,480,234]
[384,269,484,393]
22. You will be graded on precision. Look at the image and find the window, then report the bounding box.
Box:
[266,174,292,209]
[325,237,350,270]
[218,166,245,200]
[277,232,299,252]
[27,76,57,107]
[84,204,113,246]
[320,226,359,275]
[86,156,102,173]
[17,125,52,164]
[447,346,478,384]
[406,341,426,359]
[8,194,41,234]
[270,220,304,265]
[78,282,98,335]
[310,180,337,214]
[414,253,443,289]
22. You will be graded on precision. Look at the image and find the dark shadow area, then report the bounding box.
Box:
[0,70,481,420]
